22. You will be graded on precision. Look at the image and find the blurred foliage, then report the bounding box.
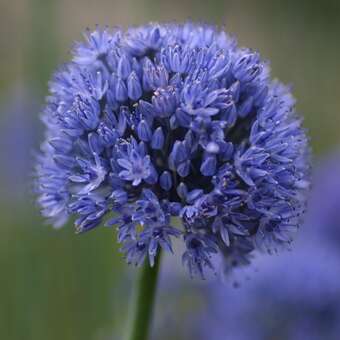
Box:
[25,0,59,93]
[0,0,339,339]
[0,205,126,340]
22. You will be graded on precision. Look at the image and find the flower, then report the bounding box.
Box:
[156,242,340,340]
[154,153,340,340]
[35,23,310,278]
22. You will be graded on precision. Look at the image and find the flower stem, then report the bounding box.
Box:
[124,251,162,340]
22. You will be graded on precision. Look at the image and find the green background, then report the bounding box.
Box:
[0,0,339,339]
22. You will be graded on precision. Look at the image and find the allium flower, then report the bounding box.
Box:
[188,244,340,340]
[36,23,310,278]
[155,245,340,340]
[154,153,340,340]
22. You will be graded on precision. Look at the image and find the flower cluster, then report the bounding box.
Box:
[170,242,340,340]
[36,23,310,278]
[154,153,340,340]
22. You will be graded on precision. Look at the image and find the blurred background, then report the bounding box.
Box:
[1,0,340,339]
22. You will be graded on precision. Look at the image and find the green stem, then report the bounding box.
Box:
[124,251,162,340]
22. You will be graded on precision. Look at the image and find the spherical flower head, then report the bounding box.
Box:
[35,23,310,278]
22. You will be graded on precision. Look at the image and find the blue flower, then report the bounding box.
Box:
[157,237,340,340]
[117,146,152,186]
[153,155,340,340]
[36,23,310,278]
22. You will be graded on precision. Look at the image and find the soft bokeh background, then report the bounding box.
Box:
[1,1,340,339]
